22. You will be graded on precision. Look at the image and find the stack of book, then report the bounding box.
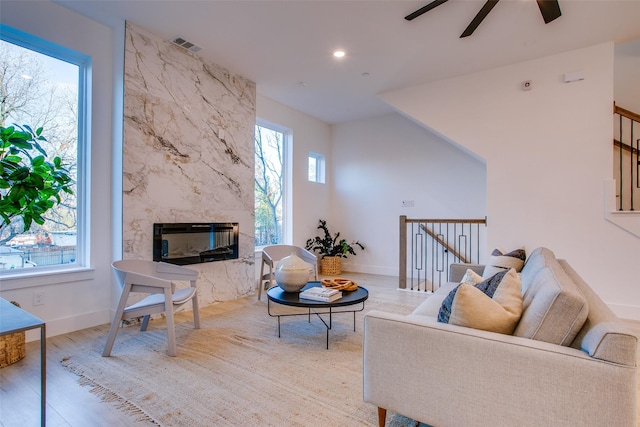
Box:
[299,287,342,302]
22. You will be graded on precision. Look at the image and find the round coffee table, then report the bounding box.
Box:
[266,281,369,349]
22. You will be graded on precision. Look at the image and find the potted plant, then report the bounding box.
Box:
[305,219,364,275]
[0,124,73,236]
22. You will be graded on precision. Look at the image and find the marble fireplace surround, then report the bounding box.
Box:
[122,23,256,305]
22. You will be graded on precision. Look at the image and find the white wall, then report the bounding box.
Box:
[0,1,115,337]
[615,39,640,113]
[381,42,640,319]
[331,113,487,276]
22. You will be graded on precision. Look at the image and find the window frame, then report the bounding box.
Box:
[254,119,291,250]
[0,24,91,279]
[308,151,326,184]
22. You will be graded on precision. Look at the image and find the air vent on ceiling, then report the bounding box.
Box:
[170,36,202,53]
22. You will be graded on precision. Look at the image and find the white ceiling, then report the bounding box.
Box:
[55,0,640,124]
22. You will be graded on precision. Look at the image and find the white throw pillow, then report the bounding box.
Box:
[460,268,483,286]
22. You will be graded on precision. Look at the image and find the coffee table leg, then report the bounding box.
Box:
[353,311,356,331]
[326,327,329,349]
[269,299,282,338]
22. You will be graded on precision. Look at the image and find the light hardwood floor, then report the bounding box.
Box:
[1,273,638,427]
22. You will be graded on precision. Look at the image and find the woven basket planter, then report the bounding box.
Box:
[0,302,26,368]
[320,256,342,276]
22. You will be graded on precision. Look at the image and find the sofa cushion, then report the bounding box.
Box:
[482,247,527,278]
[513,261,589,346]
[519,247,556,293]
[438,269,523,334]
[411,281,458,317]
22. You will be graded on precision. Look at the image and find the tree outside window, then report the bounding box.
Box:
[254,124,284,247]
[0,33,80,270]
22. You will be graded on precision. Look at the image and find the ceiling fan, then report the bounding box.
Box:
[405,0,562,38]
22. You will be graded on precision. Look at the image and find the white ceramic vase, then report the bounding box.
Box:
[274,252,310,292]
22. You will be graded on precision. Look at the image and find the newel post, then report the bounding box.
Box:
[399,215,407,289]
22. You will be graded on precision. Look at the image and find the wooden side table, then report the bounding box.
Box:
[0,298,46,426]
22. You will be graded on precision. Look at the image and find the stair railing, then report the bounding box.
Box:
[614,102,640,211]
[399,216,487,292]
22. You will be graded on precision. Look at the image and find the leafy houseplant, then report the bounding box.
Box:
[0,125,73,236]
[305,219,364,275]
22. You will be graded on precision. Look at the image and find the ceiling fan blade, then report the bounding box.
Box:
[536,0,562,24]
[405,0,450,21]
[460,0,500,38]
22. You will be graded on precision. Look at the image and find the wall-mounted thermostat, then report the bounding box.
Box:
[563,71,584,83]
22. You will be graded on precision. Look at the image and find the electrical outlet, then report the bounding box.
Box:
[33,291,45,306]
[401,200,414,208]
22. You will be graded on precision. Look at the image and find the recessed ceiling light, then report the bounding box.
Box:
[333,50,346,58]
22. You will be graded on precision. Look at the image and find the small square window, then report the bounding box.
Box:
[308,152,325,183]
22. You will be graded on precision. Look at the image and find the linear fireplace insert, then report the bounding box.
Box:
[153,223,239,266]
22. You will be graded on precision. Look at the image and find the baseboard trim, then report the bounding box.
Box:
[340,263,397,277]
[25,309,111,342]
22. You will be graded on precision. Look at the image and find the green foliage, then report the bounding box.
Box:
[305,219,364,259]
[0,124,73,232]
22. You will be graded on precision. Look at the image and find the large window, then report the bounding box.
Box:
[0,25,89,272]
[254,123,288,247]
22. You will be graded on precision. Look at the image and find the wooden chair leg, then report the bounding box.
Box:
[190,280,200,329]
[102,284,131,357]
[140,315,151,331]
[164,287,177,357]
[258,259,266,300]
[378,407,387,427]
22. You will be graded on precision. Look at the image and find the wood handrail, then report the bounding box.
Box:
[420,224,470,264]
[614,139,639,155]
[402,218,487,224]
[614,102,640,123]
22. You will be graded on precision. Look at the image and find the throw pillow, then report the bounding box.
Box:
[482,247,526,279]
[460,268,483,286]
[438,269,523,334]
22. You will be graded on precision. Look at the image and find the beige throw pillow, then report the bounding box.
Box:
[440,268,523,335]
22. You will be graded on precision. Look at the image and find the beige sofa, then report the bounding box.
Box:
[363,247,638,427]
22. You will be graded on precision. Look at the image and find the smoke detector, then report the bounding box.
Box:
[170,36,202,53]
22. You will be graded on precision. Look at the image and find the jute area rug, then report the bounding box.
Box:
[61,297,420,426]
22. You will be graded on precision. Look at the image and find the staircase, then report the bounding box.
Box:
[613,102,640,211]
[399,216,486,292]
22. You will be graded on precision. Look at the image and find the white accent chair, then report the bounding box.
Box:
[257,245,317,300]
[103,260,201,357]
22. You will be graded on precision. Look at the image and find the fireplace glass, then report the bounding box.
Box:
[153,223,239,265]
